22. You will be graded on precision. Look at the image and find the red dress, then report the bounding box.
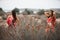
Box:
[7,15,16,27]
[46,16,56,32]
[47,16,56,28]
[7,15,13,25]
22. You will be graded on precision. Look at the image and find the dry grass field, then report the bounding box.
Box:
[0,14,60,40]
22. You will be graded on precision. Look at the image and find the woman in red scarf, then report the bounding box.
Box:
[7,10,19,27]
[45,10,56,33]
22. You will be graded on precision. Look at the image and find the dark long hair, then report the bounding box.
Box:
[12,10,17,24]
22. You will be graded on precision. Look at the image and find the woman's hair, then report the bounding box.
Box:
[49,10,54,16]
[12,10,17,23]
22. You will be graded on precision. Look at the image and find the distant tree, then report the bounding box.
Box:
[22,9,28,15]
[24,9,34,15]
[0,8,6,20]
[56,12,60,18]
[25,9,30,15]
[0,8,5,16]
[0,8,3,11]
[37,9,45,15]
[29,10,33,15]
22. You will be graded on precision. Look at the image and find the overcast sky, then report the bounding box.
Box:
[0,0,60,11]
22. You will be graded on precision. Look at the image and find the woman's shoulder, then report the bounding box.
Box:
[16,17,20,23]
[17,17,19,21]
[15,17,20,25]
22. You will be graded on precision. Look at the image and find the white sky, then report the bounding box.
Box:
[0,0,60,11]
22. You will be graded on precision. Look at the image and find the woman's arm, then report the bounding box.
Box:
[44,12,50,17]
